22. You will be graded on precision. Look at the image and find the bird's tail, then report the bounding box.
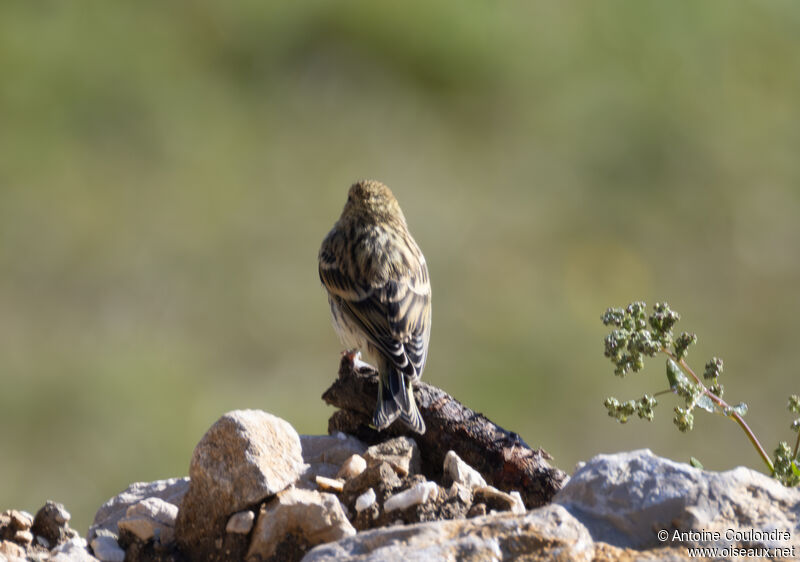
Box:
[373,368,426,434]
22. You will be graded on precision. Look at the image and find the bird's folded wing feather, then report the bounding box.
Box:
[319,259,430,377]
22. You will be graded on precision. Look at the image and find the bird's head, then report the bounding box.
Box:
[342,180,406,225]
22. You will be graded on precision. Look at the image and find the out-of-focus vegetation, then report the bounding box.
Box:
[2,1,800,532]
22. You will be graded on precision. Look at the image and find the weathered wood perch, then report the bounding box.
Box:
[322,353,568,508]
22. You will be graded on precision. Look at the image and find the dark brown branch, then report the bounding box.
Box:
[322,353,567,508]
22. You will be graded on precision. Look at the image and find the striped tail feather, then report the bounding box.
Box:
[373,367,426,434]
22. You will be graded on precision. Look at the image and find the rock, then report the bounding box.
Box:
[50,537,99,562]
[354,489,376,513]
[443,450,487,489]
[315,476,344,493]
[226,511,255,535]
[336,455,367,480]
[0,539,26,560]
[363,437,420,477]
[117,497,179,543]
[8,511,33,533]
[299,434,368,483]
[89,477,189,542]
[473,485,526,515]
[31,501,72,548]
[554,449,800,550]
[90,534,126,562]
[467,503,487,518]
[175,410,306,560]
[384,481,439,513]
[245,487,355,561]
[301,434,368,466]
[341,461,403,507]
[304,504,594,561]
[438,483,473,521]
[35,535,50,549]
[11,532,31,546]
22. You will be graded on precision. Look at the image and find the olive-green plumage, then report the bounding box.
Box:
[319,180,431,434]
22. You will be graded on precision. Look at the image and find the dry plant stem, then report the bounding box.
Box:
[664,349,774,473]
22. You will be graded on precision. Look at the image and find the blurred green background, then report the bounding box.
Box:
[3,1,800,533]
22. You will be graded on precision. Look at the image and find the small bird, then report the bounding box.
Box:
[319,180,431,434]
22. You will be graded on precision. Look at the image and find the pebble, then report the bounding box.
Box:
[384,482,439,513]
[355,488,377,513]
[337,454,367,480]
[226,511,255,535]
[315,475,345,493]
[90,535,126,562]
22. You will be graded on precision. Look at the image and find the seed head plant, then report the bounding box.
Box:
[602,302,800,486]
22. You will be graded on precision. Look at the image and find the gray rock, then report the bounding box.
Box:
[300,433,368,466]
[89,477,189,542]
[246,487,355,561]
[51,537,99,562]
[175,410,306,560]
[303,504,594,562]
[443,450,487,489]
[117,497,178,542]
[225,511,255,535]
[363,437,420,477]
[299,434,368,484]
[554,449,800,550]
[90,534,126,562]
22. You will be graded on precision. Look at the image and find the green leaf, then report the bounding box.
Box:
[666,359,689,389]
[695,393,718,414]
[689,457,704,469]
[792,461,800,478]
[729,402,748,416]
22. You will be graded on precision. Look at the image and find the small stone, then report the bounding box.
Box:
[12,530,32,545]
[299,434,368,484]
[315,476,345,493]
[473,486,525,514]
[443,450,487,489]
[89,477,189,544]
[384,482,439,513]
[31,501,72,547]
[226,511,255,535]
[467,503,487,518]
[509,491,526,514]
[354,489,376,513]
[364,437,421,477]
[50,537,99,562]
[117,497,178,542]
[90,534,126,562]
[336,455,367,480]
[8,511,33,532]
[245,488,355,561]
[342,461,403,505]
[300,434,368,466]
[0,539,26,560]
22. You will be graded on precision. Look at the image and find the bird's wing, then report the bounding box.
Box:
[320,256,431,377]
